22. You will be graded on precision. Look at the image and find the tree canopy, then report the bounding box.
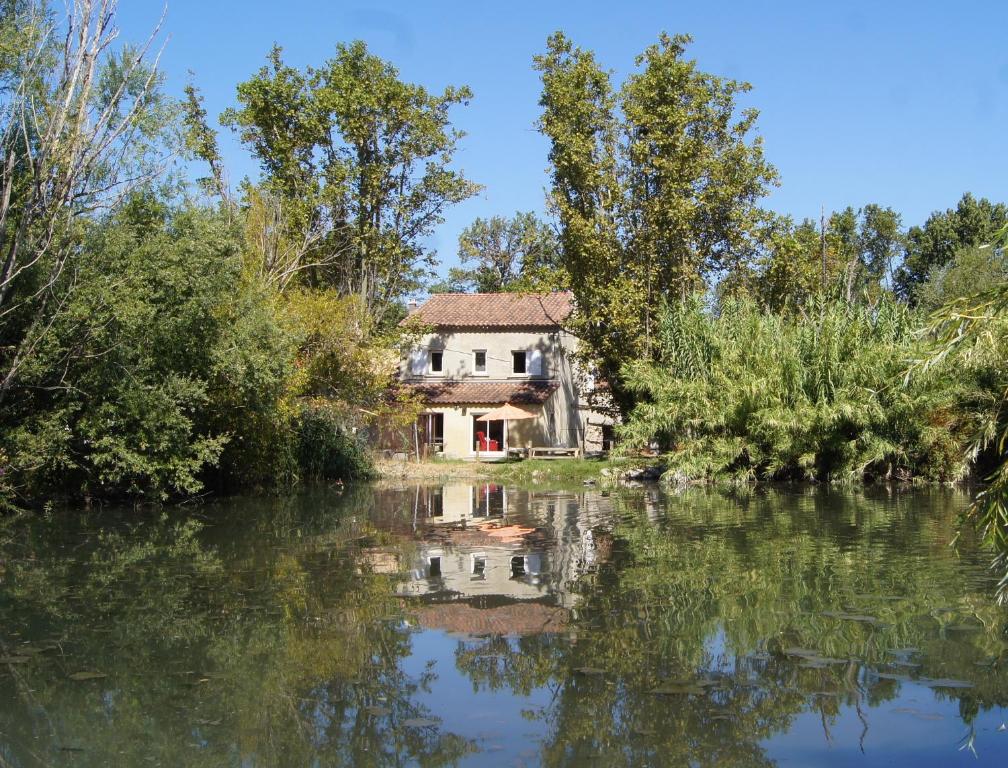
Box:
[432,211,565,293]
[894,193,1008,302]
[535,31,778,413]
[220,42,480,323]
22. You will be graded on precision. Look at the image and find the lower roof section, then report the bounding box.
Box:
[405,379,559,405]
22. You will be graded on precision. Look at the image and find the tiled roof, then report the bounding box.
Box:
[402,292,573,328]
[406,380,558,405]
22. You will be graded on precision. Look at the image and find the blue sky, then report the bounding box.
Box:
[117,1,1008,278]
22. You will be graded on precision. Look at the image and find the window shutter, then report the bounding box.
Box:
[410,348,428,375]
[529,349,544,376]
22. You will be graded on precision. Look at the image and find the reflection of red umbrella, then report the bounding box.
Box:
[476,403,537,457]
[478,523,536,541]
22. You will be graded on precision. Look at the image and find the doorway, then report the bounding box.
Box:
[473,415,505,452]
[417,413,444,456]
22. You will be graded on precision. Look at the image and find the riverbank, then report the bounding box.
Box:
[373,455,664,486]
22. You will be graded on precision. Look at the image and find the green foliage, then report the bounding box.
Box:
[281,290,396,408]
[0,195,293,501]
[921,222,1008,600]
[222,41,480,319]
[895,193,1008,302]
[435,211,566,293]
[295,403,373,482]
[535,32,777,413]
[726,206,904,313]
[621,296,972,483]
[917,245,1008,312]
[721,215,826,312]
[0,7,459,505]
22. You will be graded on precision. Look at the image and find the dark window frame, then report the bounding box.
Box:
[512,350,527,374]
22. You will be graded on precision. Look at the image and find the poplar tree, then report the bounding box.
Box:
[535,32,777,414]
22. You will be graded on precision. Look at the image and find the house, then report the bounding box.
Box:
[397,291,610,459]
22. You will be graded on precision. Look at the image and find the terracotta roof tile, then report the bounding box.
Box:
[402,292,573,328]
[406,380,558,405]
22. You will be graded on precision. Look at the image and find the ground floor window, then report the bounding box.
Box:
[601,423,616,452]
[421,486,443,518]
[473,415,504,452]
[473,483,505,518]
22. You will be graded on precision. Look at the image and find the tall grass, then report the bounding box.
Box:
[621,296,972,483]
[921,222,1008,599]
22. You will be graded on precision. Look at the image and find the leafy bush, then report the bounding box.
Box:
[621,296,976,483]
[295,403,373,482]
[0,198,294,501]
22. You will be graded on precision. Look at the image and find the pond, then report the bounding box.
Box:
[1,484,1006,766]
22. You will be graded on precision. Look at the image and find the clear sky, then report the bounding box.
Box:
[117,0,1008,278]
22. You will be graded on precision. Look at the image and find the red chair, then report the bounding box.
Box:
[476,431,499,451]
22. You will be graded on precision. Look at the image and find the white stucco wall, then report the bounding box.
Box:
[400,326,612,458]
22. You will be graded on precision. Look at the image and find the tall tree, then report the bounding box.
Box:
[916,245,1008,312]
[0,0,168,401]
[828,204,903,302]
[726,205,903,311]
[221,42,480,322]
[437,211,563,293]
[895,193,1008,302]
[535,32,777,414]
[720,215,833,312]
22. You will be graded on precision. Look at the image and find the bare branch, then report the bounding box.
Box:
[0,0,169,397]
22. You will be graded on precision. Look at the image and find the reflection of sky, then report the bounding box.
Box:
[405,629,554,764]
[386,487,1008,765]
[399,620,1008,761]
[400,622,1008,766]
[764,690,1008,767]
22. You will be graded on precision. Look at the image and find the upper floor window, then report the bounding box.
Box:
[429,351,443,374]
[473,350,487,375]
[512,351,527,374]
[512,349,544,376]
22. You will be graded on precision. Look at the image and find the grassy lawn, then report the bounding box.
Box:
[373,454,660,485]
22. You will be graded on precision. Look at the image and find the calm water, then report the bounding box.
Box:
[1,484,1006,767]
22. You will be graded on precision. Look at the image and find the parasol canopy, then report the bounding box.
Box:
[476,403,538,422]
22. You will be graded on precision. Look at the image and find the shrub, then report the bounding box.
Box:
[295,403,373,482]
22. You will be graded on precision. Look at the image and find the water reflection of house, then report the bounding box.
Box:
[393,484,617,636]
[412,483,509,523]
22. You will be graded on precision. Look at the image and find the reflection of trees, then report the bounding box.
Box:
[2,486,1006,766]
[452,487,1008,766]
[0,490,472,767]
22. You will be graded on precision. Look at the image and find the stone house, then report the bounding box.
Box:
[398,291,610,459]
